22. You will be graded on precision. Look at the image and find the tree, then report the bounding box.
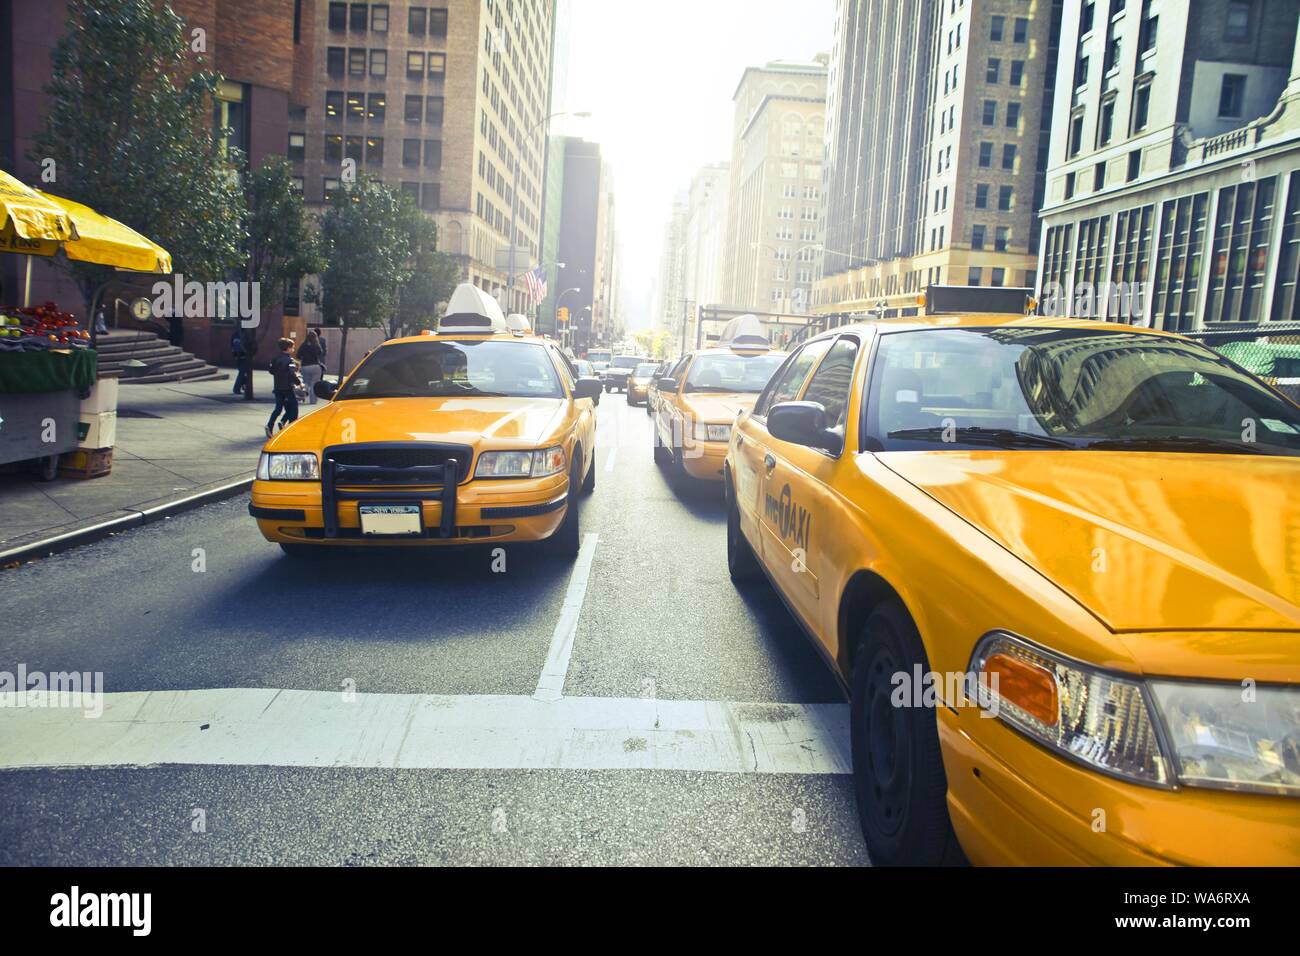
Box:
[317,176,419,375]
[390,197,459,338]
[244,158,322,346]
[31,0,246,324]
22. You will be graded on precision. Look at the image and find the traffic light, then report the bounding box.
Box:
[557,307,569,324]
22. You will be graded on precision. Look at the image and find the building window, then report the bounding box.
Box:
[968,267,983,286]
[367,93,385,121]
[995,226,1010,252]
[1075,54,1089,88]
[405,94,422,123]
[1065,171,1076,200]
[370,4,387,31]
[1097,96,1116,146]
[365,136,383,165]
[998,186,1014,211]
[349,3,367,32]
[1006,102,1021,130]
[1127,149,1142,181]
[1140,3,1159,55]
[972,225,986,249]
[409,7,426,35]
[369,49,387,76]
[348,48,366,76]
[978,141,993,167]
[403,138,421,166]
[1205,177,1277,323]
[990,15,1004,41]
[1094,161,1106,191]
[428,53,446,78]
[346,92,364,120]
[1002,143,1016,170]
[1226,1,1251,41]
[324,133,343,162]
[1009,60,1024,87]
[287,133,305,161]
[1013,17,1028,43]
[426,96,444,125]
[421,183,440,211]
[407,51,425,76]
[986,58,1000,83]
[430,8,448,37]
[324,177,340,199]
[290,177,304,194]
[328,2,346,31]
[982,100,997,125]
[1080,1,1095,35]
[345,135,363,163]
[325,90,343,118]
[401,181,421,200]
[327,47,345,76]
[1069,109,1085,156]
[1150,194,1207,330]
[1219,74,1247,118]
[991,267,1005,287]
[424,139,442,169]
[1132,78,1152,132]
[975,184,990,209]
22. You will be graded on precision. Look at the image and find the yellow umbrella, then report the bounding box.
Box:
[0,169,78,251]
[39,192,172,273]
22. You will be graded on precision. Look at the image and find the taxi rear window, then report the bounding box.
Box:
[337,340,564,400]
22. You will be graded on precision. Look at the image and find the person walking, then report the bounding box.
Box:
[230,327,247,396]
[266,338,301,438]
[236,328,256,400]
[297,330,325,404]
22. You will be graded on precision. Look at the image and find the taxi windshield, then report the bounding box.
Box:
[612,356,644,369]
[633,363,658,377]
[685,353,784,393]
[867,327,1300,455]
[337,340,564,400]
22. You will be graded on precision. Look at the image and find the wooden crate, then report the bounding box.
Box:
[59,446,113,479]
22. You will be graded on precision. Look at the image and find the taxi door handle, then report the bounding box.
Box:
[763,453,777,473]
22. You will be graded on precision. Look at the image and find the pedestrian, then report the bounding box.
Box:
[318,331,328,372]
[231,327,248,396]
[236,328,256,401]
[94,303,109,335]
[266,338,301,438]
[297,329,325,404]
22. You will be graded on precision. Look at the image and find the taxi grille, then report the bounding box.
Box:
[320,442,470,539]
[327,444,473,483]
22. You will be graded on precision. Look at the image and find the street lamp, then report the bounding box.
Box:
[555,287,581,348]
[506,110,592,314]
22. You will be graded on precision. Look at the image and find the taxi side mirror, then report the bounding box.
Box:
[314,379,338,400]
[657,377,678,393]
[574,377,603,402]
[769,401,843,455]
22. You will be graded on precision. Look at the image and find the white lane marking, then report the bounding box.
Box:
[604,447,618,472]
[0,690,850,775]
[533,531,599,701]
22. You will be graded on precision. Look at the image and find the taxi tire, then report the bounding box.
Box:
[652,423,670,465]
[581,449,596,494]
[850,600,965,867]
[548,460,582,557]
[725,477,761,583]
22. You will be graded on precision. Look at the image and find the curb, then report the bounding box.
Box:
[0,473,255,568]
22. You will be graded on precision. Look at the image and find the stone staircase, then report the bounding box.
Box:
[93,329,229,384]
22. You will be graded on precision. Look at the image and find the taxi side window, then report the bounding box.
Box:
[754,338,831,417]
[550,347,577,390]
[800,336,861,429]
[666,355,691,385]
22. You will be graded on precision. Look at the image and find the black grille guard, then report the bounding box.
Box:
[320,442,470,539]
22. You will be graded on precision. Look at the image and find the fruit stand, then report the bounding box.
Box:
[0,334,97,479]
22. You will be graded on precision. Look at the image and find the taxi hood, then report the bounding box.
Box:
[681,392,760,424]
[271,396,567,451]
[878,450,1300,634]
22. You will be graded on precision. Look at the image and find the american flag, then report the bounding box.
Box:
[523,267,548,304]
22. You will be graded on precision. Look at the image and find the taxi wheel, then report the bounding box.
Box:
[581,449,596,495]
[850,600,965,866]
[548,461,582,557]
[725,477,761,583]
[652,423,670,464]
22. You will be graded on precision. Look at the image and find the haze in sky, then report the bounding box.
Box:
[557,0,835,333]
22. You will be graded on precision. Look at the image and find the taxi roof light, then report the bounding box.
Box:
[505,313,532,336]
[717,314,770,352]
[438,282,508,334]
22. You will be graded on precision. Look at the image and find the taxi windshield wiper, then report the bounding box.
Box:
[1084,435,1267,455]
[887,426,1076,449]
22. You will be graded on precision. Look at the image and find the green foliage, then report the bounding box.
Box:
[244,158,322,338]
[393,199,459,337]
[31,0,246,310]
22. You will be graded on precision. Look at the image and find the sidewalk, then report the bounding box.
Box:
[0,372,288,558]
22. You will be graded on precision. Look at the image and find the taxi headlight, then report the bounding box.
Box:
[693,423,732,442]
[474,446,566,479]
[971,632,1171,788]
[257,453,319,481]
[1149,680,1300,796]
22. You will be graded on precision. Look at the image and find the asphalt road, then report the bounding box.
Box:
[0,395,868,866]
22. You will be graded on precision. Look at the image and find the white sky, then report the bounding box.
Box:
[557,0,835,331]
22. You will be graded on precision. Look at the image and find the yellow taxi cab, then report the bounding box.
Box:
[644,360,671,417]
[626,361,660,407]
[249,284,602,558]
[653,316,786,481]
[723,300,1300,866]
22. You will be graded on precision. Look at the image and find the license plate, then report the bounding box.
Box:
[358,503,423,536]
